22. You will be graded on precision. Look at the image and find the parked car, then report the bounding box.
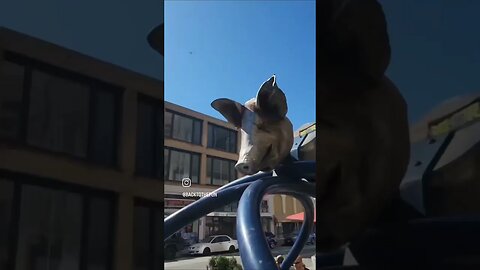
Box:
[188,235,238,256]
[283,231,298,246]
[265,232,277,249]
[165,233,187,260]
[283,231,316,246]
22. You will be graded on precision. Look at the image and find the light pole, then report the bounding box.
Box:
[147,23,163,55]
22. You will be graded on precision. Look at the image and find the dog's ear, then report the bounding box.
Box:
[318,0,390,90]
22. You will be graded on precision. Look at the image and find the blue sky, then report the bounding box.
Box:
[165,1,316,130]
[0,0,163,81]
[380,0,480,123]
[166,0,480,127]
[2,1,480,127]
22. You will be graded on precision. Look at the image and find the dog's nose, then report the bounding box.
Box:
[235,162,253,175]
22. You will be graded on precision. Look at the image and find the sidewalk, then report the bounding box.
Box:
[164,256,314,270]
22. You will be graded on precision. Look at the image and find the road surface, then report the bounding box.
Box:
[165,244,316,269]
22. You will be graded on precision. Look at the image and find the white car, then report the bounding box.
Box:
[188,235,238,255]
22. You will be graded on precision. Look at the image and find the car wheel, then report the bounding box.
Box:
[229,246,235,253]
[165,246,176,260]
[203,247,211,255]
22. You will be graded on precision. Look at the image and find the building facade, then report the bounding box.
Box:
[162,101,275,243]
[272,195,305,237]
[0,27,276,270]
[0,27,165,270]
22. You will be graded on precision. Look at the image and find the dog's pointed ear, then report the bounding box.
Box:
[256,75,288,120]
[318,0,390,88]
[211,98,244,128]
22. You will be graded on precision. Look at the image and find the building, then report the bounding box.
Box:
[0,27,166,270]
[0,26,277,270]
[271,123,316,238]
[162,101,276,243]
[271,195,306,236]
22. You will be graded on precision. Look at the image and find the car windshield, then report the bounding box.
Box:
[202,236,215,243]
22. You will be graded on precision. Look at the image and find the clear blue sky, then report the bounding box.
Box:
[380,0,480,123]
[165,1,316,130]
[0,0,163,81]
[3,1,480,126]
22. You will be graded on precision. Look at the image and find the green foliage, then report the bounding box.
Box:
[208,256,243,270]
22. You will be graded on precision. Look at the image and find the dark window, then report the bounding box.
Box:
[0,53,120,167]
[16,185,83,270]
[133,206,151,270]
[164,111,172,141]
[165,110,202,145]
[0,179,14,269]
[192,120,202,145]
[89,89,118,166]
[0,175,114,270]
[163,149,169,180]
[85,197,114,270]
[0,61,24,139]
[261,200,269,213]
[222,201,238,212]
[215,236,230,243]
[207,157,237,186]
[0,178,113,270]
[135,95,163,179]
[164,148,200,183]
[27,69,91,158]
[205,217,236,239]
[133,202,163,270]
[207,124,237,153]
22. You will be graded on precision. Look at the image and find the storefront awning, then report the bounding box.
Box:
[285,209,316,223]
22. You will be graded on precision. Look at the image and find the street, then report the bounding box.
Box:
[165,244,316,269]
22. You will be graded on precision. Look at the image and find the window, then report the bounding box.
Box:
[164,110,202,145]
[207,124,237,153]
[0,60,24,139]
[135,95,163,179]
[212,237,222,243]
[0,179,14,269]
[261,200,269,213]
[16,185,84,270]
[133,206,151,270]
[27,70,90,158]
[0,52,120,166]
[207,157,237,185]
[164,111,172,139]
[222,201,238,212]
[89,89,118,165]
[0,176,114,270]
[84,197,114,270]
[217,236,230,242]
[133,201,163,270]
[205,217,236,239]
[164,148,200,183]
